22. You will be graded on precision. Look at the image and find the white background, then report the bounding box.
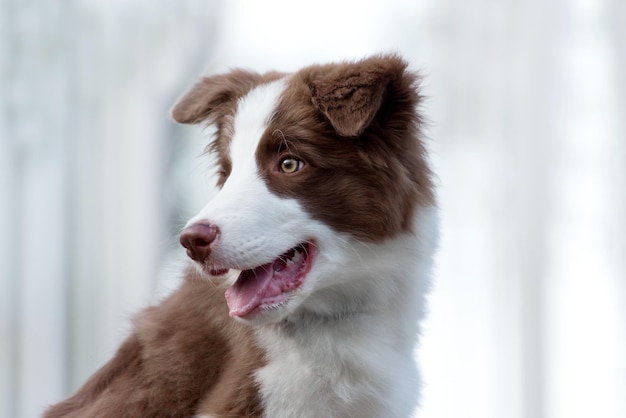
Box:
[1,1,624,417]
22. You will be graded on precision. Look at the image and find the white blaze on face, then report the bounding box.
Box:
[187,78,310,270]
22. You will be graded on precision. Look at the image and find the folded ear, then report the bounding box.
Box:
[308,55,410,137]
[170,70,272,124]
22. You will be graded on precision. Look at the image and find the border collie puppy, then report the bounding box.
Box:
[44,54,438,418]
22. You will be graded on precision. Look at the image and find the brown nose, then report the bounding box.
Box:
[179,223,219,263]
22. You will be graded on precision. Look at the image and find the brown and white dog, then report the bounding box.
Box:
[44,54,438,418]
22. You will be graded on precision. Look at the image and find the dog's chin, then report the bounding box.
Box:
[231,300,299,326]
[201,242,317,326]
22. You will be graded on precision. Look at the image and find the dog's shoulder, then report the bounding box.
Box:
[44,268,265,418]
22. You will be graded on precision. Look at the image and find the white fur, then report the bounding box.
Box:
[187,79,439,417]
[256,208,438,418]
[187,79,307,271]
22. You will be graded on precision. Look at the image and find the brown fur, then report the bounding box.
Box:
[172,70,284,187]
[46,55,433,417]
[258,55,434,241]
[44,269,264,418]
[172,57,434,235]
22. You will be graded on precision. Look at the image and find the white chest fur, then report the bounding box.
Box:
[254,208,438,418]
[255,317,419,418]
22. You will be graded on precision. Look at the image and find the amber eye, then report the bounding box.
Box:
[279,157,302,174]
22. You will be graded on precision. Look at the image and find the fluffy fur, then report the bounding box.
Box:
[44,54,438,418]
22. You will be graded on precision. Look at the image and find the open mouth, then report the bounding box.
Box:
[224,242,316,318]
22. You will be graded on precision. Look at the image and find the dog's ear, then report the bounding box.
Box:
[308,55,412,137]
[170,70,275,124]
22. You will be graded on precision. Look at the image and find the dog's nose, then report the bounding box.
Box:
[179,223,219,262]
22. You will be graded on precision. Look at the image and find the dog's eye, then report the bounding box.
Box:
[279,158,302,174]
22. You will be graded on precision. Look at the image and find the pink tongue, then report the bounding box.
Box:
[224,245,310,318]
[225,263,274,317]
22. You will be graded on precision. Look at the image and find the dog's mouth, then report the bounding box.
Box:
[223,242,316,318]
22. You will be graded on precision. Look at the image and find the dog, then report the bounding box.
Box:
[44,54,438,418]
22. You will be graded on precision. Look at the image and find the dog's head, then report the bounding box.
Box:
[171,55,434,325]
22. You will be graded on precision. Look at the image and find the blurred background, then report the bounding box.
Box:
[1,0,625,417]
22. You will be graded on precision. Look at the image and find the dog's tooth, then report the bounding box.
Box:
[289,251,302,266]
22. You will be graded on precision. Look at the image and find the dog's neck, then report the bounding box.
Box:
[252,207,438,418]
[254,281,425,418]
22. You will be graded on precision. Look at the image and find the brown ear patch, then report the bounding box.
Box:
[259,54,434,241]
[170,70,282,125]
[171,69,285,187]
[308,55,407,137]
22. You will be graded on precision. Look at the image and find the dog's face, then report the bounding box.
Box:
[172,55,434,326]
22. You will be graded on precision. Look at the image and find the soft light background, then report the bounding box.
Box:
[1,1,624,417]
